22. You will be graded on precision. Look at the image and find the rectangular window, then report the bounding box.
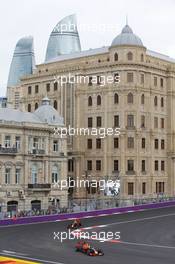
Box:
[96,116,102,127]
[33,137,39,150]
[141,160,146,172]
[114,160,119,171]
[154,77,157,86]
[127,160,134,171]
[114,73,120,83]
[142,182,146,194]
[128,137,134,148]
[127,115,134,127]
[154,117,158,129]
[114,138,119,148]
[128,182,134,195]
[160,78,164,87]
[96,138,101,149]
[96,160,101,171]
[68,159,74,172]
[54,82,58,91]
[15,168,21,184]
[46,83,50,92]
[141,74,144,84]
[156,182,165,193]
[28,86,32,94]
[141,115,145,128]
[5,168,11,184]
[161,118,165,129]
[88,76,93,86]
[15,136,21,150]
[161,160,165,171]
[97,76,101,85]
[154,139,159,149]
[114,115,119,127]
[161,139,165,150]
[142,138,146,149]
[87,160,92,171]
[87,139,92,149]
[35,85,39,94]
[88,117,93,128]
[53,140,59,152]
[155,160,158,171]
[4,136,11,147]
[127,72,133,83]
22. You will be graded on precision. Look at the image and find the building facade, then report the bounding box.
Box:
[8,22,175,201]
[0,97,68,213]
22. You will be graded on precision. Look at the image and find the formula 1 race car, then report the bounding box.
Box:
[75,241,104,256]
[67,219,82,230]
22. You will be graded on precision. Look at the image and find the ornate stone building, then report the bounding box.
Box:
[0,97,67,213]
[7,22,175,201]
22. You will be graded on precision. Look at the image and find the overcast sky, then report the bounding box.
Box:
[0,0,175,96]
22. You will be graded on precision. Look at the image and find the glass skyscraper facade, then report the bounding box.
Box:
[45,14,81,62]
[7,36,36,87]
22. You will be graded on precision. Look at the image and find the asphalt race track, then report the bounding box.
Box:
[0,206,175,264]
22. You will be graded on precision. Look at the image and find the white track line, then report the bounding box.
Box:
[96,212,175,228]
[2,250,27,256]
[120,241,175,250]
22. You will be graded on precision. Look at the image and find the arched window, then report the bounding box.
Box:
[154,96,158,106]
[141,54,144,62]
[52,165,59,184]
[28,104,31,112]
[141,94,144,105]
[88,96,92,106]
[7,201,18,213]
[54,100,58,110]
[114,93,119,104]
[127,52,133,61]
[31,165,37,184]
[97,95,101,106]
[114,53,118,61]
[31,200,41,211]
[161,97,164,107]
[127,93,133,104]
[35,102,38,110]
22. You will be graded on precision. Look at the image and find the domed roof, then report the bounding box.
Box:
[34,97,64,125]
[111,24,143,47]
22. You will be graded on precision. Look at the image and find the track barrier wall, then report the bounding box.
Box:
[0,200,175,227]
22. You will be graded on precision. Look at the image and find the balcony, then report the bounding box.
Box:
[29,149,45,155]
[0,146,17,155]
[28,184,51,191]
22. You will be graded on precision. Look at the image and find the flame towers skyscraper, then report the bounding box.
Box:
[45,14,81,62]
[7,36,36,87]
